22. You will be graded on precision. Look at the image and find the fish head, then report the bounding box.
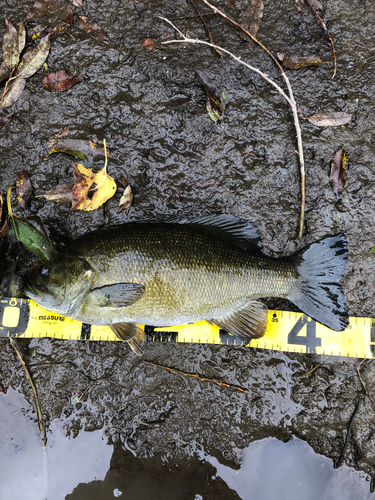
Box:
[25,254,95,317]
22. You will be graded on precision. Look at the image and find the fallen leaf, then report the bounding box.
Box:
[117,176,133,213]
[72,163,116,211]
[42,70,84,91]
[0,383,5,395]
[0,62,10,83]
[0,112,14,130]
[61,5,74,23]
[330,147,348,198]
[14,31,52,80]
[77,16,109,41]
[16,170,33,209]
[1,78,27,109]
[307,112,353,127]
[7,185,57,261]
[240,0,264,41]
[37,183,73,203]
[142,38,155,50]
[46,130,109,161]
[277,53,323,69]
[2,19,20,70]
[295,0,322,11]
[72,0,84,8]
[27,0,56,21]
[0,192,9,238]
[196,70,225,121]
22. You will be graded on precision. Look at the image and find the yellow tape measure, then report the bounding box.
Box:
[0,297,374,359]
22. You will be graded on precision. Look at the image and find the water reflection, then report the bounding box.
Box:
[0,388,372,500]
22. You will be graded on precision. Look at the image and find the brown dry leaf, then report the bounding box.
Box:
[77,15,109,41]
[240,0,264,41]
[42,70,84,91]
[0,62,10,83]
[72,163,116,211]
[72,0,84,8]
[0,382,5,395]
[1,78,27,109]
[117,176,133,213]
[330,147,348,198]
[0,112,14,130]
[277,53,323,69]
[142,38,155,50]
[61,5,74,23]
[46,129,108,162]
[37,183,73,203]
[307,112,353,127]
[16,170,33,209]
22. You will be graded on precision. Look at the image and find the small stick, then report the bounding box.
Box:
[300,363,321,377]
[305,0,336,78]
[356,359,375,407]
[188,0,222,58]
[9,338,47,447]
[242,152,257,161]
[143,360,248,392]
[334,396,364,468]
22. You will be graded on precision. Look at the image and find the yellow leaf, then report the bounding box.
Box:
[72,163,116,211]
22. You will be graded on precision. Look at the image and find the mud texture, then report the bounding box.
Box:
[1,0,375,489]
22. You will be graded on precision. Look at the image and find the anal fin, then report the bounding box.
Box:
[110,322,145,356]
[211,300,268,339]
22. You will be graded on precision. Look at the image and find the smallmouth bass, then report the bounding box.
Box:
[25,214,349,354]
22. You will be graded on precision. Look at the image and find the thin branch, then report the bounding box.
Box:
[160,19,292,105]
[188,0,223,58]
[10,338,47,447]
[300,363,321,377]
[200,0,306,238]
[160,13,305,238]
[143,360,248,392]
[305,0,336,78]
[334,396,364,468]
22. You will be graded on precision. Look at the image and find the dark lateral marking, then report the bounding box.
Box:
[81,323,91,340]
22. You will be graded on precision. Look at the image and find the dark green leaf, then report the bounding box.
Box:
[11,217,56,261]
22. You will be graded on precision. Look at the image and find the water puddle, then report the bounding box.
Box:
[0,388,372,499]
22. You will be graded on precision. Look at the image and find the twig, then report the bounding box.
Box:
[334,396,364,468]
[305,0,336,78]
[242,152,257,161]
[160,12,305,238]
[300,363,321,377]
[143,360,248,392]
[200,0,306,238]
[9,338,47,447]
[356,359,375,407]
[188,0,222,58]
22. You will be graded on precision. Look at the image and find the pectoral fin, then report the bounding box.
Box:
[91,283,145,308]
[211,300,268,339]
[110,322,145,356]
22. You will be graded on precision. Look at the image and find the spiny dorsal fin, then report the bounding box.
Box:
[165,214,263,253]
[211,300,268,339]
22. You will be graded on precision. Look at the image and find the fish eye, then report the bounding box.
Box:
[39,267,48,277]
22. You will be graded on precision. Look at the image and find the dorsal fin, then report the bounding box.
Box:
[166,214,263,253]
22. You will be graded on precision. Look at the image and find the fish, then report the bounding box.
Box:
[24,214,349,355]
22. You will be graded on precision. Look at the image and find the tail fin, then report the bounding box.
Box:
[288,234,349,331]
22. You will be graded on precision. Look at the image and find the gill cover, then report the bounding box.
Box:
[25,254,95,317]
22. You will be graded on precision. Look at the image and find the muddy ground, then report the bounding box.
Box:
[1,0,375,492]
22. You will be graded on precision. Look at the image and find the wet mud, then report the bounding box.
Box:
[1,0,375,493]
